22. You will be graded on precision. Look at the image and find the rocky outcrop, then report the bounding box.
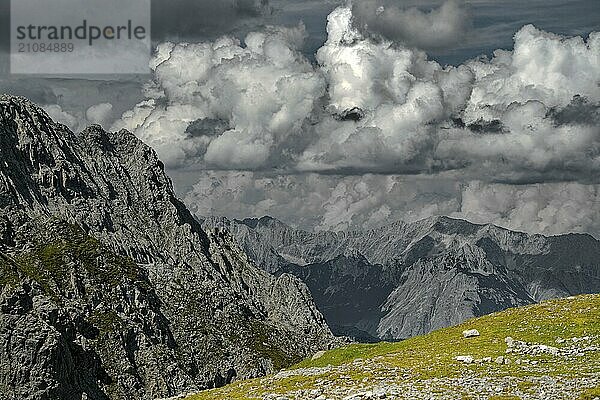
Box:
[203,215,600,341]
[278,252,394,342]
[0,95,336,400]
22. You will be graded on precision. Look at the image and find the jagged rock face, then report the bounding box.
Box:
[1,218,179,400]
[203,215,600,341]
[280,253,395,342]
[0,95,336,400]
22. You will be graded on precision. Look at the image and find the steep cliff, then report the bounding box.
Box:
[0,95,336,400]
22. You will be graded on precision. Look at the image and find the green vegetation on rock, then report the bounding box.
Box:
[578,386,600,400]
[88,310,125,334]
[0,254,20,286]
[187,294,600,400]
[1,219,139,297]
[246,322,303,371]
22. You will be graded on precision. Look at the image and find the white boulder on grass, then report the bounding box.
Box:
[455,355,474,363]
[463,329,480,338]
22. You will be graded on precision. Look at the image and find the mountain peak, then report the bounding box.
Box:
[0,96,336,399]
[0,94,39,109]
[236,215,286,229]
[218,212,600,341]
[1,94,61,141]
[0,95,58,135]
[427,215,484,235]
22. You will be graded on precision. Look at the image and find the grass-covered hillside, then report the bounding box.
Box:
[185,294,600,400]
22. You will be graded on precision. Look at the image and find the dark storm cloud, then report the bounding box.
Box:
[351,0,472,50]
[151,0,272,43]
[0,0,10,75]
[549,96,600,127]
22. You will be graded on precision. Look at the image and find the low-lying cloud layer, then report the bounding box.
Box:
[111,4,600,237]
[185,172,600,237]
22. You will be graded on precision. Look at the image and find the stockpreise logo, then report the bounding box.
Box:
[11,0,151,76]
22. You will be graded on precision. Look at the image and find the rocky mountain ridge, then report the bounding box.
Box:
[0,95,336,400]
[203,215,600,340]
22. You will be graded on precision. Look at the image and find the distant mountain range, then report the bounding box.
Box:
[0,95,336,400]
[203,215,600,341]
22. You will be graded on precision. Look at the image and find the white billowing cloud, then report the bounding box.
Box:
[315,6,444,113]
[43,102,115,132]
[464,25,600,123]
[113,24,326,169]
[300,7,473,172]
[115,6,599,179]
[352,0,472,50]
[114,5,600,235]
[115,5,473,173]
[299,10,599,178]
[437,25,600,181]
[86,103,113,128]
[455,181,600,236]
[43,104,81,131]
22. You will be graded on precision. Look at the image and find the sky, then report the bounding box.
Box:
[1,0,599,237]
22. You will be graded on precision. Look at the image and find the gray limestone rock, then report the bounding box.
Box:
[202,214,600,341]
[0,95,337,400]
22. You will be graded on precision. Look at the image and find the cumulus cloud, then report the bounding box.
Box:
[307,11,599,179]
[43,102,116,132]
[351,0,472,50]
[435,26,600,182]
[455,181,600,236]
[42,104,82,132]
[86,103,114,128]
[302,6,473,173]
[464,25,600,119]
[113,24,324,169]
[116,6,600,180]
[114,4,600,236]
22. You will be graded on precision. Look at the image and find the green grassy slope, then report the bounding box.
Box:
[186,294,600,400]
